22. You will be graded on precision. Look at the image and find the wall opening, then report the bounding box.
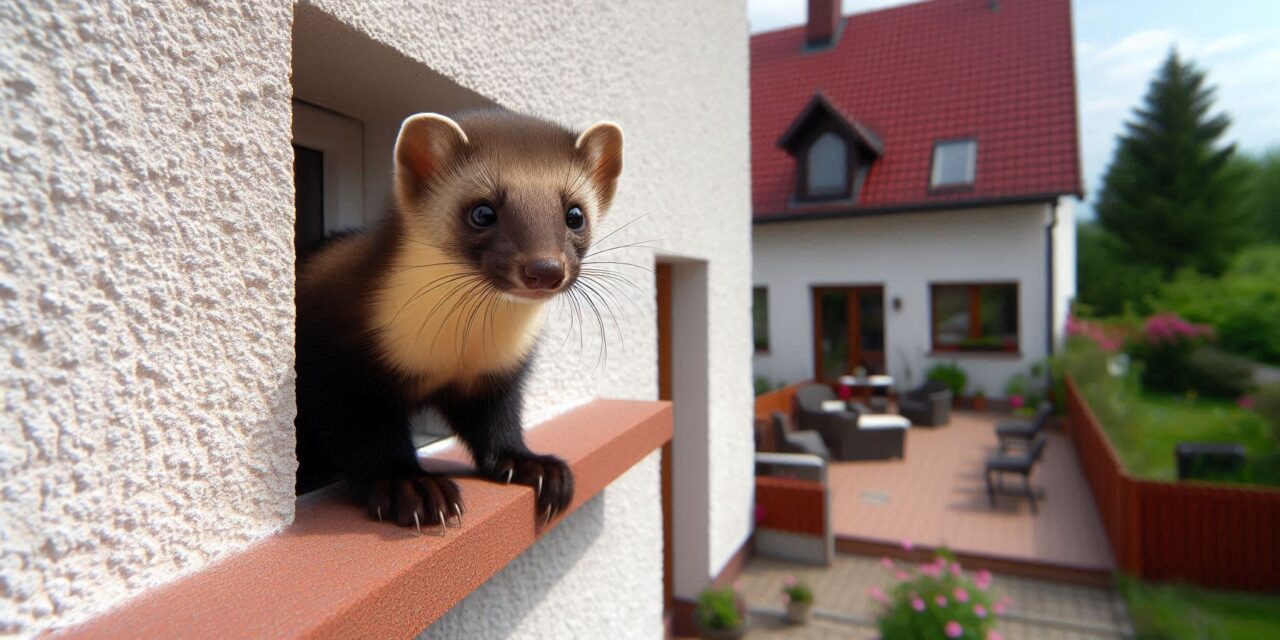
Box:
[656,257,713,620]
[290,4,496,493]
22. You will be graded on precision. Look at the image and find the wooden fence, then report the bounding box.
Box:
[1064,375,1280,591]
[754,381,809,422]
[754,476,825,536]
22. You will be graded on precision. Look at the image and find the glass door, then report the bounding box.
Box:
[812,286,886,383]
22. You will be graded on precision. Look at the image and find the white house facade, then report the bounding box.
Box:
[753,199,1077,397]
[749,0,1082,398]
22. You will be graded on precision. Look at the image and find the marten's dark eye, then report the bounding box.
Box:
[469,204,497,228]
[565,206,585,230]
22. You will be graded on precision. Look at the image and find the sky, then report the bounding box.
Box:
[747,0,1280,219]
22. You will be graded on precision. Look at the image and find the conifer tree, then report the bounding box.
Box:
[1095,50,1246,278]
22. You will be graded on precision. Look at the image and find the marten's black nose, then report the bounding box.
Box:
[521,258,565,290]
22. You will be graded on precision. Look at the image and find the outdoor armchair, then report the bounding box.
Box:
[995,402,1054,452]
[984,433,1048,513]
[898,380,952,426]
[795,384,906,461]
[771,411,831,460]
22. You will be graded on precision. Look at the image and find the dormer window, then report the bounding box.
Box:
[805,132,849,197]
[931,139,977,188]
[778,92,883,204]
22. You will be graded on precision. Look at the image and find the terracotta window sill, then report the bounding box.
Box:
[60,399,672,639]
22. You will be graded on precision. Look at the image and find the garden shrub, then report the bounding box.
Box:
[1253,383,1280,442]
[1155,245,1280,365]
[1125,313,1214,394]
[875,549,1004,640]
[1185,348,1255,399]
[926,362,967,398]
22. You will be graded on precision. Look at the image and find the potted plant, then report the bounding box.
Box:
[873,544,1008,640]
[781,575,814,624]
[971,388,988,412]
[695,586,749,639]
[926,363,968,408]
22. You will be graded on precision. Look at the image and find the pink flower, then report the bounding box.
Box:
[953,587,969,603]
[784,575,797,588]
[1009,394,1025,409]
[911,597,925,612]
[945,621,963,638]
[987,632,1003,640]
[782,592,791,604]
[974,604,987,619]
[1238,396,1257,409]
[993,596,1012,615]
[896,570,911,581]
[920,563,942,578]
[868,586,889,604]
[880,556,895,569]
[901,538,914,551]
[975,569,993,590]
[949,562,963,577]
[935,595,948,607]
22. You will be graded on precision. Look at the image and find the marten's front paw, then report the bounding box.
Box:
[366,473,463,533]
[490,454,574,525]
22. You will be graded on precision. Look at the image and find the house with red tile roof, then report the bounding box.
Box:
[751,0,1082,397]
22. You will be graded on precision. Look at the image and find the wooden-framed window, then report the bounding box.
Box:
[930,138,977,189]
[752,286,770,352]
[930,282,1018,352]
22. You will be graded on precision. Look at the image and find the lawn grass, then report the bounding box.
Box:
[1118,577,1280,640]
[1104,392,1275,482]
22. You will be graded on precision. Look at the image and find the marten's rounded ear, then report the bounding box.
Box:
[575,121,624,212]
[395,113,469,200]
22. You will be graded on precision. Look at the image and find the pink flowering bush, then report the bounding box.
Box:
[1125,312,1221,395]
[874,546,1004,639]
[1066,314,1130,353]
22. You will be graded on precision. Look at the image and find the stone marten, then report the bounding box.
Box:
[295,109,624,530]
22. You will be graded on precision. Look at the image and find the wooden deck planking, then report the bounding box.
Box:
[828,411,1116,572]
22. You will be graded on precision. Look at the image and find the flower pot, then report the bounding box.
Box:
[972,396,988,411]
[785,600,812,624]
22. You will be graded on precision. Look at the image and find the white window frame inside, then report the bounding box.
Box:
[930,138,977,188]
[291,100,367,232]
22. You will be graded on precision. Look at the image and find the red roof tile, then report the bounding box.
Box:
[751,0,1082,221]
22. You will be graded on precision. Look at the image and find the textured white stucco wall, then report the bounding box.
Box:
[3,0,753,636]
[1,0,296,634]
[753,205,1061,397]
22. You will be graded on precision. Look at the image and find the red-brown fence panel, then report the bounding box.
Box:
[755,476,825,536]
[1065,374,1280,592]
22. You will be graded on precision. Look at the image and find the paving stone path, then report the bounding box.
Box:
[736,554,1134,639]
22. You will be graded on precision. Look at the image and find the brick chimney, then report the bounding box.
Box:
[806,0,841,48]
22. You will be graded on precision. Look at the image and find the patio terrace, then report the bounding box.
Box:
[827,410,1116,580]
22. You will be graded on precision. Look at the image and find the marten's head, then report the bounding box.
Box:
[392,109,623,302]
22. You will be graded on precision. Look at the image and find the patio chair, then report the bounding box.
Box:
[898,381,952,426]
[794,384,907,461]
[984,433,1048,513]
[771,411,831,460]
[995,402,1054,452]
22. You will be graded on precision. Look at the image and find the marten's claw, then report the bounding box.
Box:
[366,473,462,530]
[488,453,574,526]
